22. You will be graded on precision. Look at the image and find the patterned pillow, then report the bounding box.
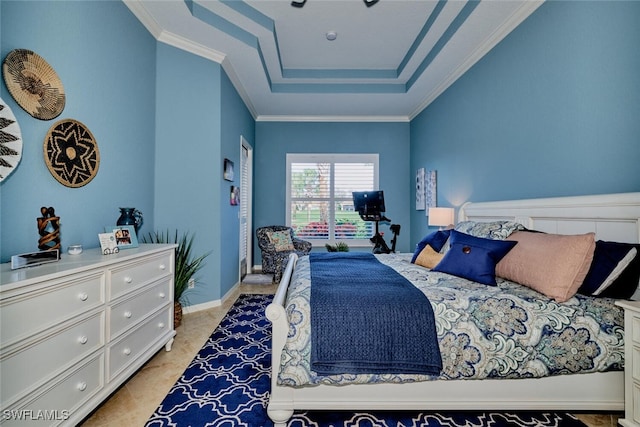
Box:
[454,220,525,240]
[268,230,294,252]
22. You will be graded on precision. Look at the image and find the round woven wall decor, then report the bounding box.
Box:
[44,119,100,187]
[3,49,65,120]
[0,98,23,182]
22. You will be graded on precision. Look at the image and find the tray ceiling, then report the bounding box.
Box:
[125,0,543,121]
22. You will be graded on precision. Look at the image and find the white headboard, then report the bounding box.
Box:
[459,192,640,244]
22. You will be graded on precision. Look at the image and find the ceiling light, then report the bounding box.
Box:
[326,31,337,41]
[291,0,377,8]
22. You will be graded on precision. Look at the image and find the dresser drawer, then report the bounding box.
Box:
[109,279,171,340]
[0,312,105,406]
[108,306,171,381]
[110,253,172,300]
[1,272,105,348]
[2,354,104,427]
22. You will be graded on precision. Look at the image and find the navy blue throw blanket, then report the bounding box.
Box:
[309,252,442,376]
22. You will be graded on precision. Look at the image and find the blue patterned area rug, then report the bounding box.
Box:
[146,294,587,427]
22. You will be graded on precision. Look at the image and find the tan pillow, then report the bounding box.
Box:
[415,244,444,269]
[496,231,595,302]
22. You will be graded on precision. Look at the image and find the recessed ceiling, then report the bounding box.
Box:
[125,0,543,121]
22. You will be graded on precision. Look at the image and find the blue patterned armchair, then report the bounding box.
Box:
[256,225,312,282]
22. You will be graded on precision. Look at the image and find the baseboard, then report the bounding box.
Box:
[181,281,242,314]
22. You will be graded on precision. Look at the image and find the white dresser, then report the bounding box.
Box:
[617,299,640,427]
[0,244,177,426]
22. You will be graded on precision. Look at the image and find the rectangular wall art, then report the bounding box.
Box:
[425,170,437,212]
[416,168,425,211]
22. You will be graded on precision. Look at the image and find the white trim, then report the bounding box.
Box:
[240,137,253,280]
[286,153,379,246]
[410,0,545,120]
[256,115,410,123]
[182,280,243,314]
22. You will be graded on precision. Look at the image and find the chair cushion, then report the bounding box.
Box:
[268,230,294,252]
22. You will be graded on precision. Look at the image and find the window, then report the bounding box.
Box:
[286,153,379,246]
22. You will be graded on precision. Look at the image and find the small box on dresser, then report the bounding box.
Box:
[616,299,640,427]
[0,244,177,426]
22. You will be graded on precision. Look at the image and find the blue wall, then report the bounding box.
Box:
[152,43,255,304]
[254,121,411,262]
[3,0,639,305]
[219,69,255,297]
[154,43,222,305]
[1,0,157,261]
[1,1,254,306]
[409,0,640,247]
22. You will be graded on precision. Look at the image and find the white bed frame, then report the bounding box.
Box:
[266,192,640,426]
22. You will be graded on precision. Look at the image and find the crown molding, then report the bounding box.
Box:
[409,0,544,120]
[124,1,258,119]
[255,115,410,123]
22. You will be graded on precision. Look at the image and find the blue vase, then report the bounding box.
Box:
[117,208,143,234]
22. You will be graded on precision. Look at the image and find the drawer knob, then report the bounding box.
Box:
[159,292,166,299]
[77,382,87,392]
[123,348,131,356]
[78,292,89,301]
[78,335,88,345]
[159,264,166,270]
[124,276,133,284]
[124,311,132,319]
[158,322,165,328]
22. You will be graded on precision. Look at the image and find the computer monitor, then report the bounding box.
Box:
[352,191,385,221]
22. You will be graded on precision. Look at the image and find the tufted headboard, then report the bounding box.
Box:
[459,192,640,244]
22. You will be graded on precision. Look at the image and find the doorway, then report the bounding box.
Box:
[239,136,253,280]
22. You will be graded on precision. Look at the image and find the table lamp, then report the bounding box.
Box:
[428,207,454,230]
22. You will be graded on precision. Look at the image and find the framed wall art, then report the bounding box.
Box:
[425,170,437,210]
[224,158,234,181]
[415,167,425,211]
[230,185,239,205]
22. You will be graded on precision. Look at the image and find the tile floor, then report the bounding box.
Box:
[80,282,622,427]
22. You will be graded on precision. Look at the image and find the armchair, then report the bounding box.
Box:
[256,225,312,282]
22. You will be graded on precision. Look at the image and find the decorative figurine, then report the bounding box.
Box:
[37,206,61,257]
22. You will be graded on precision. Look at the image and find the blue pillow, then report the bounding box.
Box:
[411,230,451,264]
[579,241,638,297]
[432,230,517,286]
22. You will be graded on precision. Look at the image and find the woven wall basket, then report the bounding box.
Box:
[44,119,100,187]
[0,98,23,182]
[3,49,65,120]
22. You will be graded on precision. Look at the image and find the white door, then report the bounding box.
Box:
[239,137,252,279]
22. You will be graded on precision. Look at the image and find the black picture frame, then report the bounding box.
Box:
[224,158,234,181]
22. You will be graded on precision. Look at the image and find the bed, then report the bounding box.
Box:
[265,192,640,426]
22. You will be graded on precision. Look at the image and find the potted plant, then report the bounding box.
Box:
[325,242,350,252]
[142,230,210,328]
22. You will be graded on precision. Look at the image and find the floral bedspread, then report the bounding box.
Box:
[277,253,624,387]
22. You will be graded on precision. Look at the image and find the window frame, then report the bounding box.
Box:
[286,153,379,247]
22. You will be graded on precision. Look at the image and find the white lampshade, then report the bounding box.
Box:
[428,207,455,228]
